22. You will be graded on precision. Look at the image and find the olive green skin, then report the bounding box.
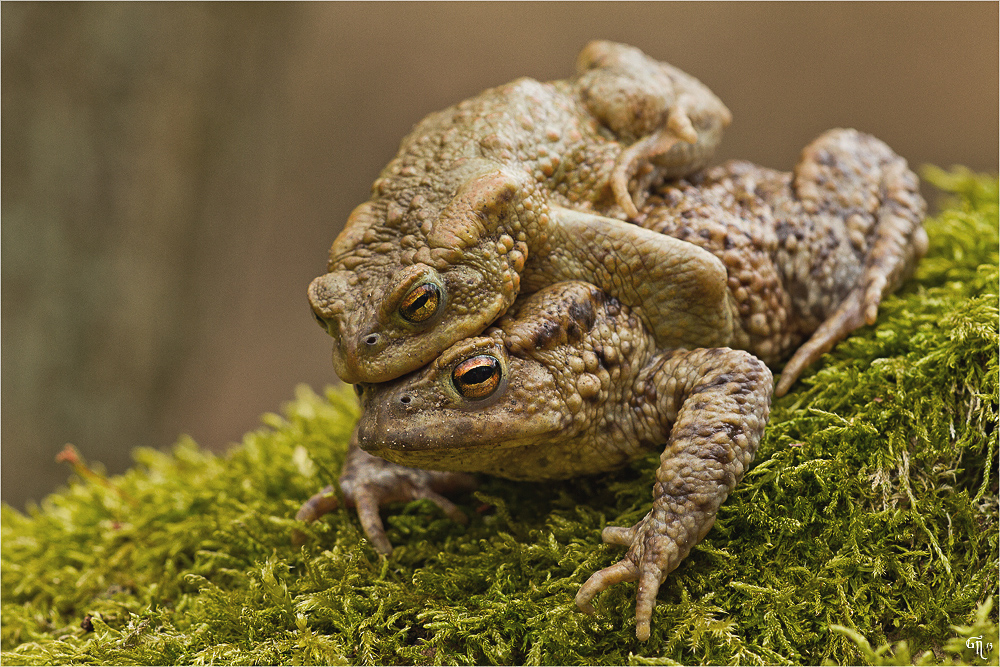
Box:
[309,41,733,385]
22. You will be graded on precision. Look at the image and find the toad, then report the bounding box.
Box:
[308,41,735,385]
[302,281,772,641]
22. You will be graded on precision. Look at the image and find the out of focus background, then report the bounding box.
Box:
[3,3,997,509]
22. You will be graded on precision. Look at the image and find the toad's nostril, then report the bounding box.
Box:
[399,395,411,405]
[364,333,380,346]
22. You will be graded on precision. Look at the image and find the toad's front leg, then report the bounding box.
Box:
[295,429,477,553]
[576,347,772,641]
[537,206,739,352]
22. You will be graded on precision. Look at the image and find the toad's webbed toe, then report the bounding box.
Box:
[295,432,477,554]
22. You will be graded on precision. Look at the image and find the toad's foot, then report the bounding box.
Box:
[576,347,771,640]
[610,111,699,218]
[576,40,731,219]
[776,129,927,396]
[294,433,477,553]
[576,508,717,642]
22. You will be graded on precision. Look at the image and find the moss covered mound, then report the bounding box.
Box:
[3,169,998,666]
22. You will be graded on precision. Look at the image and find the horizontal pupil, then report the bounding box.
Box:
[460,363,496,385]
[402,284,438,322]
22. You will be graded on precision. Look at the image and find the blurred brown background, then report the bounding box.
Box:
[3,2,997,510]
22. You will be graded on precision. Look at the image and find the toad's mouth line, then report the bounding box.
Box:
[356,414,562,455]
[358,424,516,453]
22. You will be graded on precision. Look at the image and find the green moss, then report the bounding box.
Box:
[2,169,997,666]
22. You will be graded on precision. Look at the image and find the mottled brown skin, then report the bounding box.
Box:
[308,41,734,385]
[297,129,927,640]
[301,282,772,641]
[637,128,927,395]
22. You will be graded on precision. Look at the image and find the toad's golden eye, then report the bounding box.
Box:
[452,355,502,399]
[399,283,441,323]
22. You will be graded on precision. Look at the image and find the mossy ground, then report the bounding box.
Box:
[2,169,997,666]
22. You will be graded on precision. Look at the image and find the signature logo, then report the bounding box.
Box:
[966,635,994,661]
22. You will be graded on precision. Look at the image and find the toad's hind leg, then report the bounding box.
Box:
[776,129,927,396]
[575,40,731,218]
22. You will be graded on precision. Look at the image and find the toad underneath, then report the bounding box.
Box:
[344,281,772,643]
